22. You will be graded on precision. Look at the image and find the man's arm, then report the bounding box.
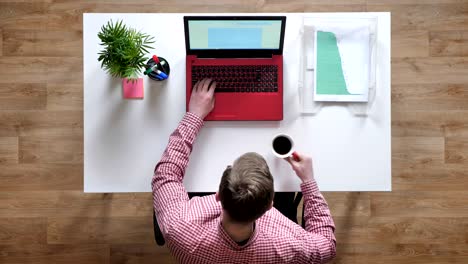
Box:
[152,112,204,234]
[152,78,217,235]
[300,180,336,263]
[286,153,336,263]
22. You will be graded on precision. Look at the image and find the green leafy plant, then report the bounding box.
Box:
[97,20,155,80]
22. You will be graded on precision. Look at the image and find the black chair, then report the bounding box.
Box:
[153,192,304,246]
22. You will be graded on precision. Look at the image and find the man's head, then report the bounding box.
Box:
[217,152,274,223]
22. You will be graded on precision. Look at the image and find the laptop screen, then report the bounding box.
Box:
[188,20,282,50]
[184,16,286,57]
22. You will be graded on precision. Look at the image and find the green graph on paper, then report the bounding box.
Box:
[316,31,354,95]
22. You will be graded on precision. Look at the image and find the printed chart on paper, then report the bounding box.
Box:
[314,21,370,102]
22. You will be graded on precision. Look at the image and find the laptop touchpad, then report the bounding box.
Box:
[212,94,238,116]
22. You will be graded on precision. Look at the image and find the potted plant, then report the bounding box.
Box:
[97,20,154,99]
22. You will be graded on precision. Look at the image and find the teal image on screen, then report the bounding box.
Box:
[316,31,354,95]
[208,28,262,49]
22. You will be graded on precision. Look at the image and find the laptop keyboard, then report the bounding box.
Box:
[191,65,278,93]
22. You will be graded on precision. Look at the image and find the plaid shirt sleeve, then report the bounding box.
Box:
[152,112,204,235]
[300,180,337,263]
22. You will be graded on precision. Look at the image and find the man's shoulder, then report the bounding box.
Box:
[165,195,221,253]
[175,194,221,225]
[257,208,305,239]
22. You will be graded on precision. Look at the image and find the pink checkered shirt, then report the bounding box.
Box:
[152,112,336,264]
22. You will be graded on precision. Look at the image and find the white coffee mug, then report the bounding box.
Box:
[271,133,295,159]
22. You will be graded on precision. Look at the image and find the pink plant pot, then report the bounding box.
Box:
[122,78,144,99]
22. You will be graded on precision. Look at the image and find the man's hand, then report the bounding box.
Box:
[189,78,217,119]
[285,152,314,183]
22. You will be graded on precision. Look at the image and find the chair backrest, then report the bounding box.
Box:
[153,210,166,246]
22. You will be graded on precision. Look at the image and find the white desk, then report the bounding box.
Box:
[83,13,391,193]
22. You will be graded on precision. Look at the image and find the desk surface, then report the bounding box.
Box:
[83,12,391,193]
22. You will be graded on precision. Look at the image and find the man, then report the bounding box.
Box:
[152,78,336,263]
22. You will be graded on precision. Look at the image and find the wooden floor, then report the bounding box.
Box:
[1,1,468,263]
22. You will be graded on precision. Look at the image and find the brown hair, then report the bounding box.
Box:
[218,152,274,223]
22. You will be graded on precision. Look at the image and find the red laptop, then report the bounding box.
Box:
[184,16,286,121]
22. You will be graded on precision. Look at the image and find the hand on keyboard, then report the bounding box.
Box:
[191,65,278,93]
[189,78,217,119]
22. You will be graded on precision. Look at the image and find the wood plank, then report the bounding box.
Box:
[0,83,47,110]
[392,110,468,137]
[332,256,468,263]
[0,191,153,218]
[47,1,256,13]
[0,29,3,56]
[323,192,370,217]
[367,4,468,31]
[0,111,83,137]
[445,137,468,164]
[46,12,82,31]
[19,135,83,164]
[304,0,366,4]
[334,242,468,256]
[0,2,49,31]
[371,191,468,217]
[0,57,48,83]
[430,30,468,57]
[303,4,366,12]
[392,30,429,58]
[0,14,48,31]
[46,57,83,84]
[392,137,445,165]
[392,111,445,137]
[111,244,176,264]
[0,218,46,244]
[0,244,109,264]
[443,115,468,138]
[0,2,49,20]
[392,57,468,85]
[392,83,468,111]
[254,0,305,12]
[47,217,154,244]
[2,30,82,57]
[0,137,18,164]
[0,164,82,191]
[366,0,468,4]
[47,84,82,110]
[0,57,83,85]
[247,0,369,11]
[334,216,468,244]
[393,163,468,191]
[332,243,468,264]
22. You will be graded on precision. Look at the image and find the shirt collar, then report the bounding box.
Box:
[218,219,259,250]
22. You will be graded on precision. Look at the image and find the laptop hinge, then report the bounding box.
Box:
[191,49,278,59]
[196,54,273,59]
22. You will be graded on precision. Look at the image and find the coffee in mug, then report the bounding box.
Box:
[272,134,294,158]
